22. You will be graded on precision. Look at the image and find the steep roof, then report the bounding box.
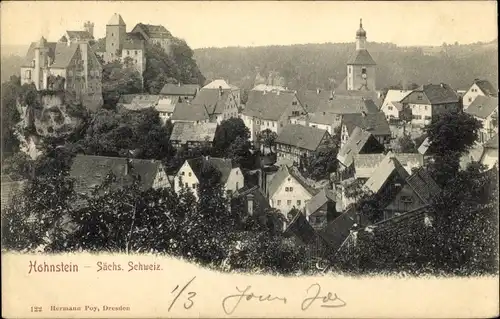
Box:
[417,137,431,155]
[169,122,217,144]
[275,124,329,152]
[364,153,410,194]
[318,207,358,253]
[118,94,160,110]
[305,187,336,217]
[346,49,376,65]
[320,96,379,114]
[267,165,318,198]
[405,167,441,203]
[465,96,498,119]
[108,13,126,26]
[284,211,320,246]
[382,90,412,107]
[133,23,172,38]
[170,103,209,122]
[70,155,164,196]
[21,41,58,67]
[243,90,300,121]
[51,43,80,69]
[296,89,334,113]
[402,83,460,104]
[233,185,272,215]
[190,88,230,115]
[305,111,342,126]
[342,112,391,136]
[160,83,200,96]
[155,96,179,113]
[66,30,94,41]
[473,79,498,97]
[337,127,379,168]
[203,79,238,90]
[122,34,145,50]
[354,153,425,178]
[185,156,234,184]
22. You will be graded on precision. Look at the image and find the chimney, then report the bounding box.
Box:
[361,111,367,117]
[323,111,326,115]
[247,193,254,216]
[329,90,335,100]
[178,82,181,87]
[440,83,445,88]
[317,88,321,94]
[125,158,132,175]
[218,85,223,97]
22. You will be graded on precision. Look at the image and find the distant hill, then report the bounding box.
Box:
[194,40,498,91]
[1,55,24,83]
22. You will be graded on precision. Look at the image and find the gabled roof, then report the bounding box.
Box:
[132,23,172,39]
[21,41,57,67]
[190,88,230,115]
[318,96,379,114]
[337,127,380,168]
[170,103,209,122]
[305,187,336,217]
[51,43,79,69]
[233,185,272,215]
[275,124,329,152]
[342,112,391,136]
[203,79,238,90]
[417,137,431,155]
[160,83,200,96]
[243,90,301,121]
[118,94,160,110]
[66,30,94,41]
[284,211,320,246]
[364,153,410,194]
[70,155,164,196]
[473,79,498,97]
[382,90,412,107]
[346,49,376,65]
[402,83,460,104]
[185,156,234,184]
[122,34,145,50]
[405,167,441,203]
[296,89,334,113]
[267,165,318,198]
[484,135,498,149]
[252,84,287,92]
[169,122,217,144]
[107,13,126,26]
[318,207,358,252]
[465,96,498,119]
[354,153,425,178]
[155,96,179,113]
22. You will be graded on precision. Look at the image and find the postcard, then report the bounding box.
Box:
[1,1,499,318]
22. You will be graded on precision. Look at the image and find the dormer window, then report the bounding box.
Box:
[292,101,297,106]
[31,60,35,68]
[361,67,367,74]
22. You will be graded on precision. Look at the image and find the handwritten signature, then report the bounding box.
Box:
[222,285,287,315]
[301,283,347,310]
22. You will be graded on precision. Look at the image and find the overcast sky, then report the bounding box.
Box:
[1,1,497,48]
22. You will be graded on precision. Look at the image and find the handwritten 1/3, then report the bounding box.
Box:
[168,276,197,312]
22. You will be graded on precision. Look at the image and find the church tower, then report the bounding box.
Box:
[346,19,376,91]
[106,13,126,62]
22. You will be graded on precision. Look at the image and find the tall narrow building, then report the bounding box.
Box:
[346,19,377,91]
[105,13,127,61]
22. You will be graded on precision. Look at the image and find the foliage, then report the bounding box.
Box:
[143,42,205,94]
[256,129,278,153]
[1,75,22,156]
[226,136,252,169]
[303,138,338,181]
[396,134,417,153]
[101,61,143,108]
[213,118,250,156]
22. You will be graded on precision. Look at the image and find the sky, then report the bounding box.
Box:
[1,1,498,49]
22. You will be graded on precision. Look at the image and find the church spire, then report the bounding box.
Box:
[356,18,367,50]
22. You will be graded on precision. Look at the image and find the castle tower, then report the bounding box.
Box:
[33,36,48,90]
[346,19,377,91]
[84,21,94,37]
[106,13,126,61]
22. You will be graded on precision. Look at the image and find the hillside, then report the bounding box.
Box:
[194,40,498,91]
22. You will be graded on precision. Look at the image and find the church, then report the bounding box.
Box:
[336,19,377,94]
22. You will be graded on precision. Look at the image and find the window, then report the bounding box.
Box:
[425,116,432,120]
[297,200,301,206]
[417,95,423,101]
[188,172,192,177]
[401,195,413,203]
[424,105,428,111]
[468,97,473,102]
[292,101,297,106]
[192,184,196,189]
[289,187,293,192]
[361,67,367,74]
[185,183,188,188]
[135,50,138,55]
[277,200,281,206]
[25,70,31,79]
[236,182,239,190]
[181,171,185,176]
[287,200,292,206]
[112,33,114,36]
[388,106,393,110]
[285,187,289,192]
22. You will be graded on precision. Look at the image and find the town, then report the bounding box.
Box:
[1,13,498,276]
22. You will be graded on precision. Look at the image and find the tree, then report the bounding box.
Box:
[101,61,143,108]
[424,111,482,186]
[213,118,250,156]
[257,129,277,154]
[226,136,252,169]
[303,138,338,181]
[1,75,22,157]
[396,134,417,153]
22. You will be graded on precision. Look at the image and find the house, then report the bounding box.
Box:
[460,142,485,170]
[291,111,342,135]
[155,96,179,123]
[170,103,210,124]
[169,122,217,149]
[340,112,391,148]
[337,126,385,177]
[284,212,329,259]
[380,89,412,120]
[69,155,170,199]
[20,36,103,111]
[1,177,27,210]
[252,84,288,93]
[353,152,424,179]
[364,154,440,220]
[399,83,460,126]
[480,135,498,169]
[462,79,498,109]
[93,14,147,76]
[203,79,240,105]
[174,156,244,200]
[305,188,339,230]
[130,23,173,53]
[464,96,498,143]
[242,90,306,142]
[296,89,335,113]
[275,124,331,166]
[317,207,360,259]
[64,21,95,45]
[267,165,319,217]
[190,87,240,124]
[159,83,200,100]
[117,94,160,111]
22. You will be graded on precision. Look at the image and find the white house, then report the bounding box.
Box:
[462,79,498,109]
[380,89,412,120]
[266,165,318,217]
[464,96,498,143]
[480,135,498,170]
[174,156,244,200]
